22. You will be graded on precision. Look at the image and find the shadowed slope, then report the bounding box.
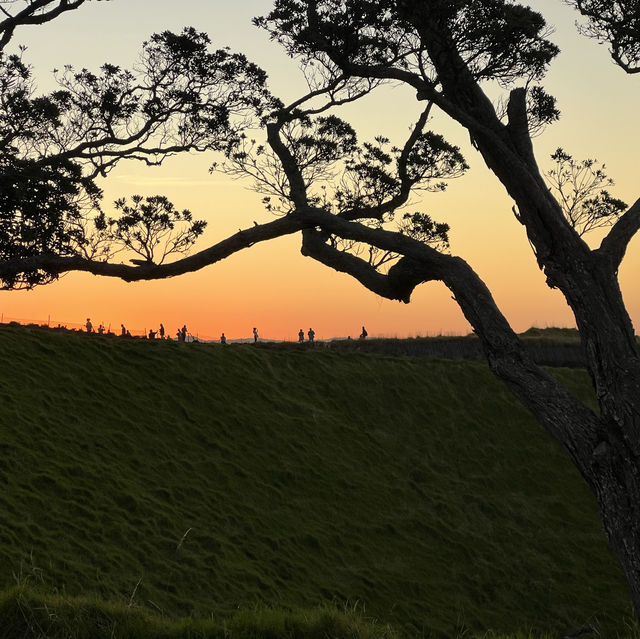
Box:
[0,324,632,636]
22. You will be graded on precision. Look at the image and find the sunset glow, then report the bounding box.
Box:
[1,0,638,341]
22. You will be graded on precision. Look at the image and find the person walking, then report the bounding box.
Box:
[253,327,259,343]
[298,328,304,343]
[307,328,315,343]
[85,318,93,333]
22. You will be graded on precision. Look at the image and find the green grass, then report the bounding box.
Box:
[0,586,399,639]
[0,323,634,637]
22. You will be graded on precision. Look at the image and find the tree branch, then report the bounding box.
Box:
[266,120,309,208]
[0,0,90,51]
[598,197,640,269]
[0,214,309,284]
[298,213,600,472]
[339,103,432,222]
[505,87,535,167]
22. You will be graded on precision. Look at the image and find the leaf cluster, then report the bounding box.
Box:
[104,194,207,265]
[0,152,99,288]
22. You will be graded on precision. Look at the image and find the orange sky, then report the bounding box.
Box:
[1,1,638,341]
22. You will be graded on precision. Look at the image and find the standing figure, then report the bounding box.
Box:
[360,326,368,339]
[120,324,126,336]
[253,327,258,343]
[85,318,93,333]
[181,325,187,342]
[220,332,227,345]
[159,323,165,339]
[307,328,315,343]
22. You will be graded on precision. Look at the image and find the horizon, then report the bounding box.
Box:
[1,316,595,344]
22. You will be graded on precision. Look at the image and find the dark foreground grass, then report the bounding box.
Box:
[0,323,634,637]
[0,586,398,639]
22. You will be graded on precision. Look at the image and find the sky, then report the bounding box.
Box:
[1,0,639,341]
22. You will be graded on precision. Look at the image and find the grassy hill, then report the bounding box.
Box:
[0,323,634,637]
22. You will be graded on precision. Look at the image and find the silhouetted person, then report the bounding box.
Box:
[120,324,126,336]
[126,330,132,337]
[181,325,187,342]
[308,327,315,343]
[85,318,93,333]
[253,327,258,343]
[220,332,227,344]
[148,329,156,340]
[176,330,182,341]
[159,323,165,339]
[360,326,368,339]
[298,329,304,343]
[98,323,105,335]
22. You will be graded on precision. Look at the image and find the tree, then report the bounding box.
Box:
[107,195,207,266]
[2,0,640,625]
[0,13,272,287]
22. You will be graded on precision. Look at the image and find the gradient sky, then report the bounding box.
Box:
[1,1,638,340]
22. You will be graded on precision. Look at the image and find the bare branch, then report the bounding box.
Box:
[266,120,309,208]
[598,197,640,269]
[0,0,93,51]
[0,214,310,286]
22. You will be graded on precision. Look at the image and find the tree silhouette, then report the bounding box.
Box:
[2,0,640,624]
[108,195,207,266]
[0,22,271,287]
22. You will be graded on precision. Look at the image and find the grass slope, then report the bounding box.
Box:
[0,324,633,637]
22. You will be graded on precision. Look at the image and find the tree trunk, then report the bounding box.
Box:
[441,252,640,619]
[591,439,640,621]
